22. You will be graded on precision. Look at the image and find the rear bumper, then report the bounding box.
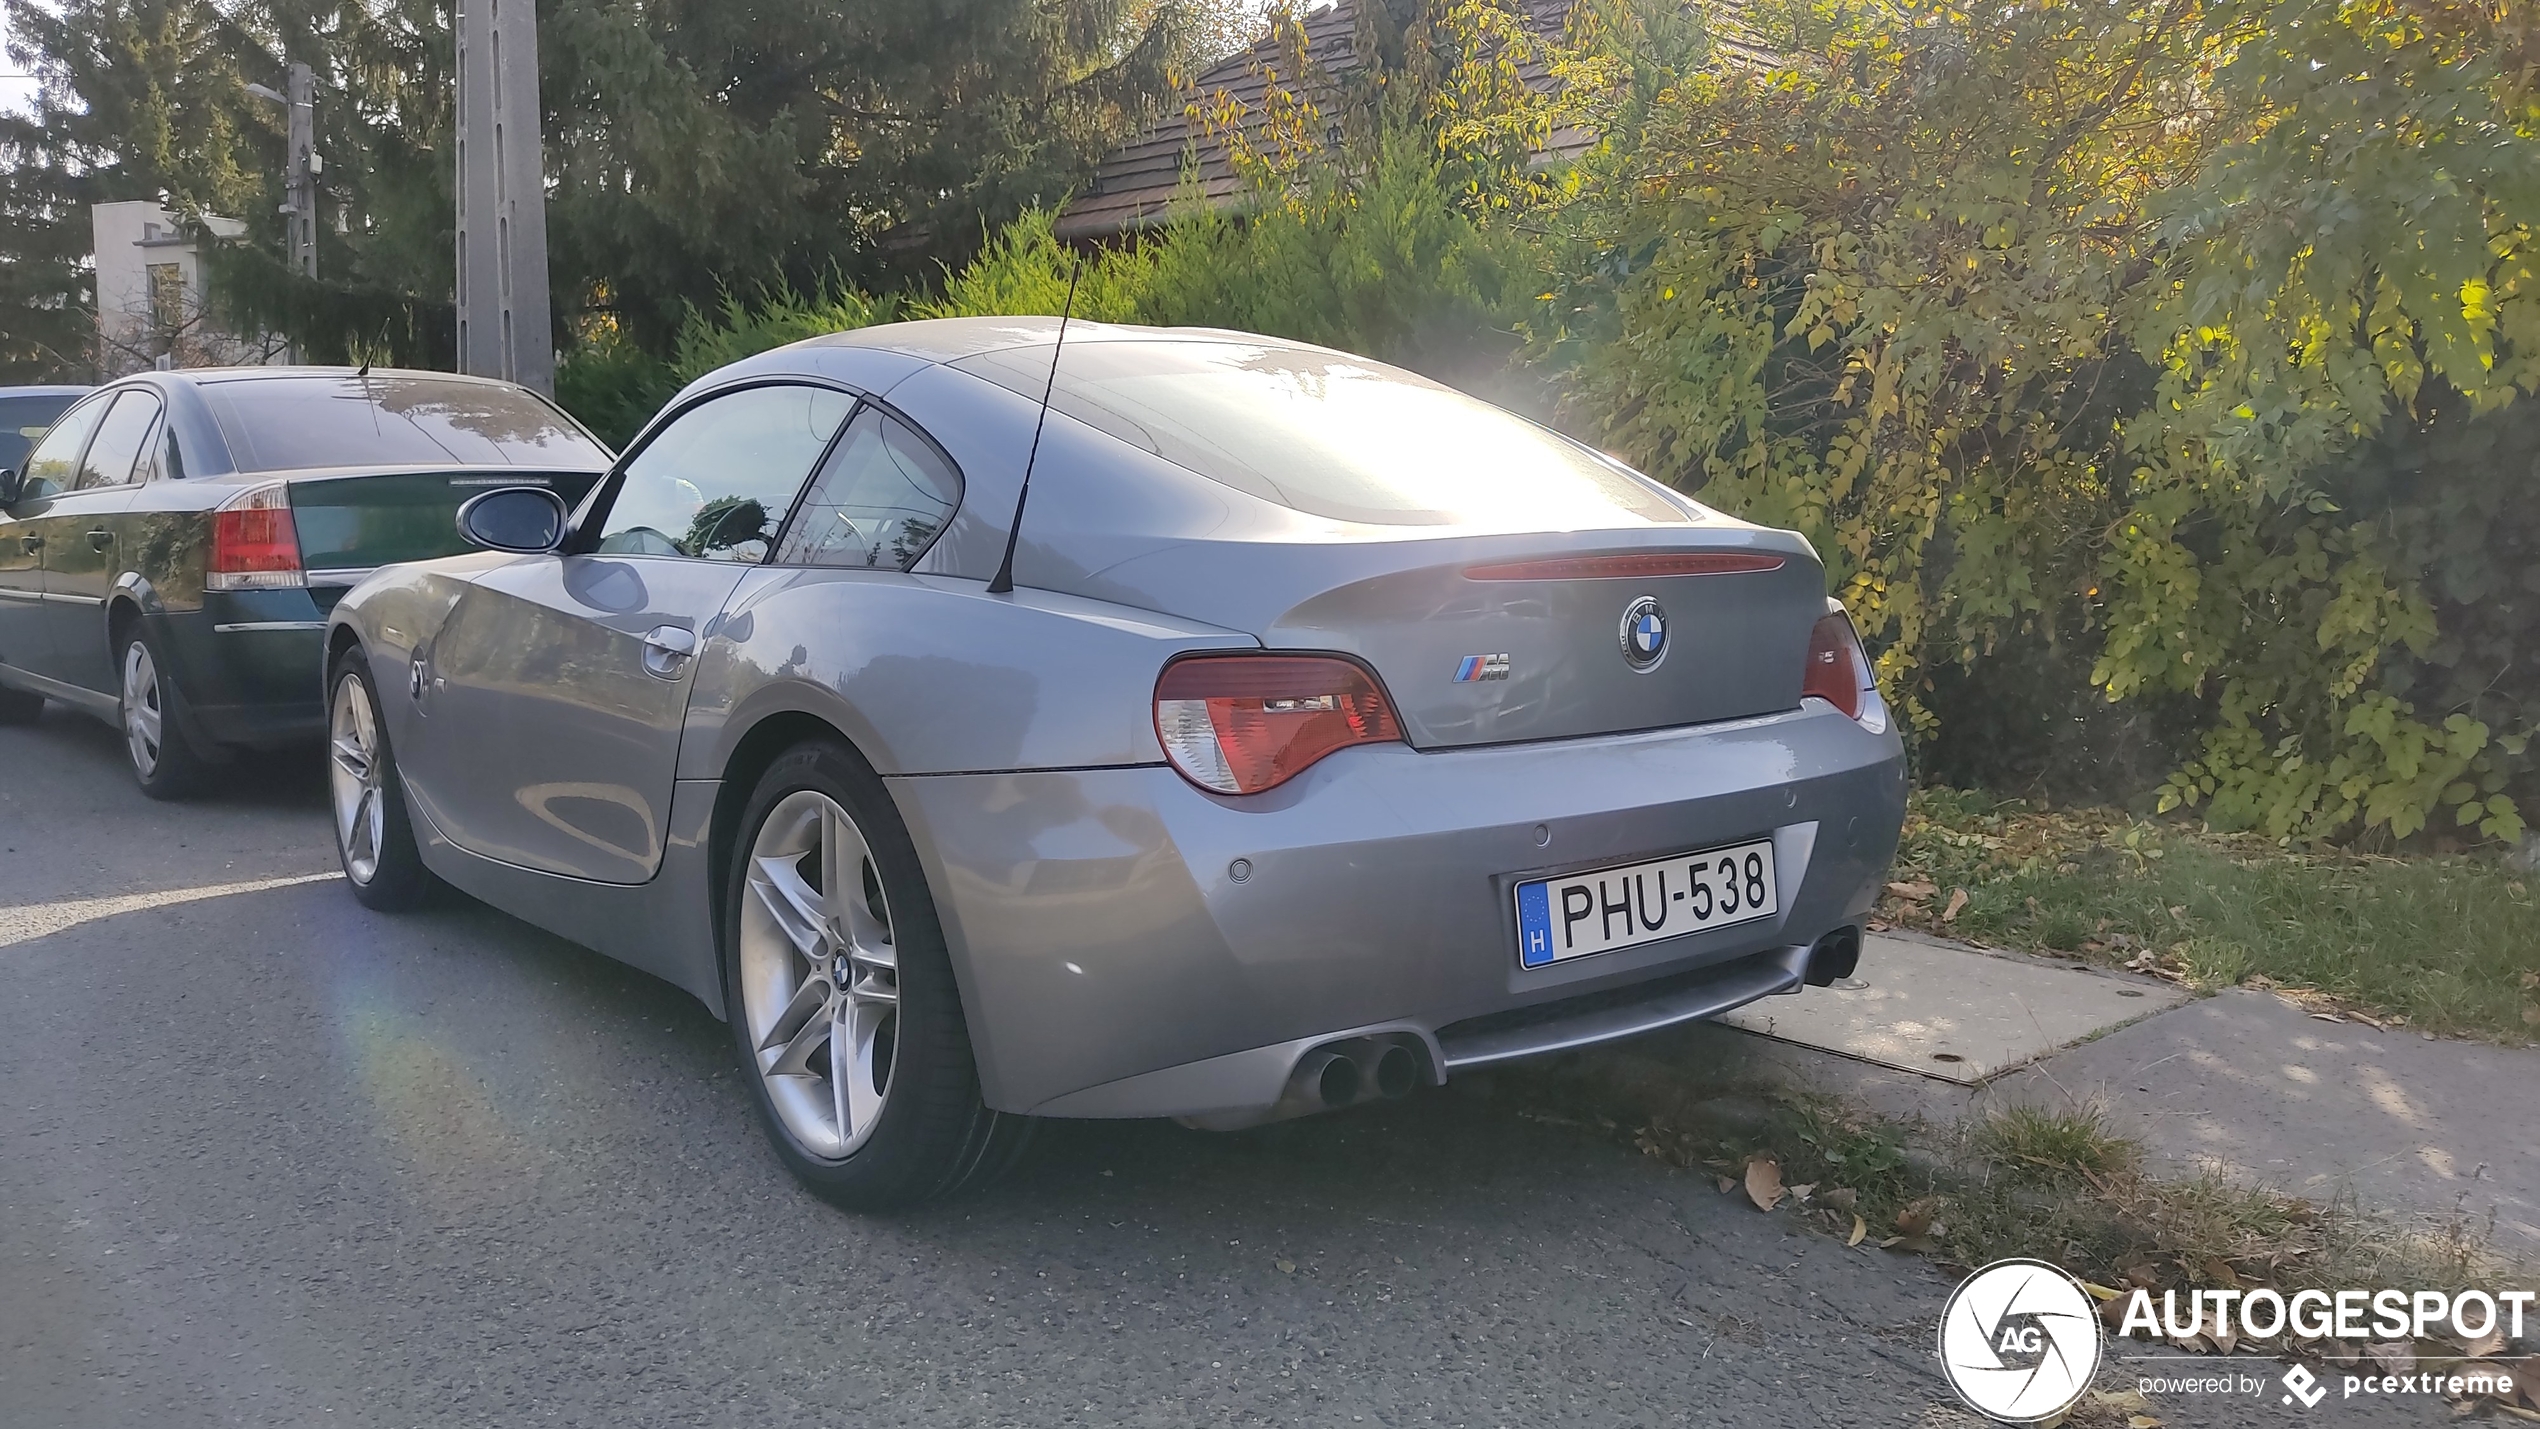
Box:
[890,703,1907,1124]
[150,594,331,748]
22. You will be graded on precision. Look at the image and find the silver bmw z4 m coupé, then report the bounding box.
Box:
[323,319,1906,1208]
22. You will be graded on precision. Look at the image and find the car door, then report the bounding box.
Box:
[404,381,856,884]
[32,388,157,692]
[0,392,112,683]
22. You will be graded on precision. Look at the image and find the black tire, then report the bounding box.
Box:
[326,648,435,911]
[0,683,41,725]
[117,624,214,799]
[722,739,1031,1210]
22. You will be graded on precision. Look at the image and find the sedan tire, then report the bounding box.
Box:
[119,626,214,799]
[326,648,434,910]
[724,739,1031,1209]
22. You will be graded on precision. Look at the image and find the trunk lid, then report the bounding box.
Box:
[286,467,604,580]
[1269,540,1826,748]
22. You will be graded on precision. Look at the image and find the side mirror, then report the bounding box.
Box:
[0,469,20,507]
[456,486,568,554]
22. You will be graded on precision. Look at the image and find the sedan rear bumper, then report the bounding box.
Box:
[890,703,1906,1124]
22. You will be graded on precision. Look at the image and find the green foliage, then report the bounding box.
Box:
[2111,0,2539,843]
[1521,0,2534,844]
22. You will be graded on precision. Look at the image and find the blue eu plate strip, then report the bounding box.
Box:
[1516,881,1555,968]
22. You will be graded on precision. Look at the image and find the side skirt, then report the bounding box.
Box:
[409,775,730,1019]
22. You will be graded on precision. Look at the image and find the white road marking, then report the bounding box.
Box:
[0,871,343,949]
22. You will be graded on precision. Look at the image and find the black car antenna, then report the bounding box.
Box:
[985,256,1082,596]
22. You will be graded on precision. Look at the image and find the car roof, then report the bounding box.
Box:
[791,317,1331,365]
[133,365,544,392]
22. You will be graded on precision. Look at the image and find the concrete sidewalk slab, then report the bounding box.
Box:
[1717,930,2190,1082]
[1983,989,2540,1250]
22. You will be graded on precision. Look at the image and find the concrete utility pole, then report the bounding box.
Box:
[284,63,316,279]
[454,0,556,395]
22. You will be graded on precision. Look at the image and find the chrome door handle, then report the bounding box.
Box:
[640,624,697,679]
[88,529,113,552]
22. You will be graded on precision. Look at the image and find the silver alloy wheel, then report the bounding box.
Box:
[328,672,387,884]
[738,789,900,1159]
[121,640,164,778]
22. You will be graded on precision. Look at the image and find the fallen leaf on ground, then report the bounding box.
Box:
[1275,1259,1295,1274]
[1743,1156,1786,1211]
[2170,1332,2212,1353]
[1716,1176,1736,1195]
[1820,1187,1858,1212]
[2309,1012,2345,1023]
[2349,1011,2386,1030]
[2463,1325,2507,1358]
[2367,1340,2417,1375]
[2200,1257,2241,1289]
[1894,1196,1941,1238]
[2128,1416,2164,1428]
[1942,888,1970,922]
[1787,1182,1816,1203]
[2083,1282,2120,1302]
[1887,880,1938,902]
[1846,1214,1867,1247]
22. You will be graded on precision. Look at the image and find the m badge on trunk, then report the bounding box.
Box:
[1453,653,1511,682]
[1619,595,1668,672]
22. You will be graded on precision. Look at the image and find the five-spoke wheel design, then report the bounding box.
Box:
[329,670,387,884]
[737,789,901,1160]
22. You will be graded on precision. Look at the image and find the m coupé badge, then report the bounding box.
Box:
[1454,653,1511,682]
[1620,595,1667,671]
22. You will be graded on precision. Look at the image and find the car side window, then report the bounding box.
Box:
[138,422,188,483]
[593,384,855,562]
[74,391,161,491]
[773,407,961,572]
[16,393,111,501]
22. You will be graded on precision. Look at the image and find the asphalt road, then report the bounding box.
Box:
[0,705,2452,1427]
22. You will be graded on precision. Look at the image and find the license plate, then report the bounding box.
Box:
[1514,838,1778,968]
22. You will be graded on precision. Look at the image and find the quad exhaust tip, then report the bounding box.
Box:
[1283,1034,1430,1115]
[1804,925,1863,986]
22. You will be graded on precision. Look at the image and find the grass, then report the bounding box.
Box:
[1497,1062,2512,1314]
[1882,788,2540,1043]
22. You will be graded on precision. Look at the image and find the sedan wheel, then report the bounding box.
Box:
[118,630,209,799]
[723,741,1029,1207]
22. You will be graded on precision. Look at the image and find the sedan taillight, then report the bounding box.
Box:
[206,483,304,591]
[1804,608,1886,731]
[1155,654,1404,794]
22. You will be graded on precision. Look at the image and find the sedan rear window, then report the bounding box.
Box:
[951,339,1688,528]
[201,374,611,473]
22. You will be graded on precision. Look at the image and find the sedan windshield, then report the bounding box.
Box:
[952,339,1688,528]
[201,373,612,473]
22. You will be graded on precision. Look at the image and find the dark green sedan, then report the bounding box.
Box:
[0,368,610,796]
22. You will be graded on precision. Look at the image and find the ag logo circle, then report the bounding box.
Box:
[1618,595,1668,672]
[1937,1259,2103,1422]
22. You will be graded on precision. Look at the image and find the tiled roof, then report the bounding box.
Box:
[1056,0,1771,242]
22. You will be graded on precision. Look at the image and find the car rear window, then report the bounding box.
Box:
[200,374,611,473]
[951,339,1687,528]
[0,392,80,474]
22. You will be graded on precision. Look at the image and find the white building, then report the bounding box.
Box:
[90,201,280,377]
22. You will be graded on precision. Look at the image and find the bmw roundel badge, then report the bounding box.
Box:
[1619,595,1668,672]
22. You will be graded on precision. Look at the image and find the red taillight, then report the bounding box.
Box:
[1154,655,1403,794]
[207,484,303,591]
[1804,609,1884,729]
